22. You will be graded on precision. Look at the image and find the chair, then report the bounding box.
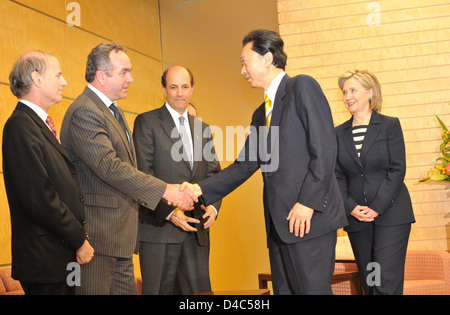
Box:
[333,238,450,295]
[403,250,450,295]
[0,267,24,295]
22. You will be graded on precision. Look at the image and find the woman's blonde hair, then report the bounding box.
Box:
[338,70,383,113]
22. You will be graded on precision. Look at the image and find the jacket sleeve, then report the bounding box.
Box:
[334,148,358,216]
[198,110,262,206]
[369,118,407,214]
[203,123,222,212]
[65,104,167,212]
[3,115,86,251]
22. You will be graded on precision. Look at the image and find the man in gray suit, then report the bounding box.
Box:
[133,66,221,294]
[60,43,197,295]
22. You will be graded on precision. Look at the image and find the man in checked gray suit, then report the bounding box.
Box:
[60,43,197,295]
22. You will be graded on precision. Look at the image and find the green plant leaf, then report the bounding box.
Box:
[436,115,448,131]
[430,173,447,181]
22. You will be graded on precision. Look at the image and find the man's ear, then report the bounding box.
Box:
[95,70,107,86]
[264,51,274,67]
[30,70,42,88]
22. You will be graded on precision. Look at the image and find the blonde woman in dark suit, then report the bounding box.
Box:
[335,70,415,294]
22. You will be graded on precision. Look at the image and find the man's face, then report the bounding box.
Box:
[162,66,194,115]
[240,42,268,89]
[102,50,134,101]
[39,56,67,108]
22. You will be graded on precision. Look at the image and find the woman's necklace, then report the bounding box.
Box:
[353,113,372,126]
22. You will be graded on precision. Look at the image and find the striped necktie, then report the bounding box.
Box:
[264,95,272,131]
[46,115,59,142]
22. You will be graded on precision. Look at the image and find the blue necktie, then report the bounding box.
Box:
[109,104,133,154]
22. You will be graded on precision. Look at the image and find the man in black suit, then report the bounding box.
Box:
[3,51,94,295]
[184,30,348,294]
[133,66,221,294]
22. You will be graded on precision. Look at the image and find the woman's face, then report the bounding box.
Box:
[342,77,373,114]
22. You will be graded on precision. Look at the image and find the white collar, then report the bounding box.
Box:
[165,103,189,126]
[87,84,114,107]
[265,71,286,104]
[19,99,48,123]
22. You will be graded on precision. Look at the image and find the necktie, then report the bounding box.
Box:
[109,104,133,153]
[179,116,193,170]
[46,115,59,142]
[264,95,273,131]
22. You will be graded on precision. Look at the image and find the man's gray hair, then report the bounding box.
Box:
[85,42,127,83]
[9,51,53,98]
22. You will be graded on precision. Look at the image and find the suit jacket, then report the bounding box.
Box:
[133,105,221,246]
[60,87,170,258]
[335,111,415,232]
[3,102,87,283]
[199,74,348,245]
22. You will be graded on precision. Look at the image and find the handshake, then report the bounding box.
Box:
[162,182,203,210]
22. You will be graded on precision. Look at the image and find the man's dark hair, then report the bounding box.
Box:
[243,30,287,70]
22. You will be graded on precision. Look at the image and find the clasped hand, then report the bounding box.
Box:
[169,205,216,232]
[351,205,379,222]
[166,182,215,231]
[162,182,202,210]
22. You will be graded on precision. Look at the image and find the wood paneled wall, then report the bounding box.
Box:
[278,0,450,250]
[0,0,163,266]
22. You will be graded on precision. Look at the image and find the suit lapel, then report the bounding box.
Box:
[83,87,135,164]
[269,74,289,131]
[159,104,178,144]
[265,75,288,157]
[158,105,192,172]
[16,102,74,168]
[359,111,381,160]
[342,119,363,170]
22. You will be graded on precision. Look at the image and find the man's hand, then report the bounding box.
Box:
[169,208,199,232]
[286,202,314,238]
[76,240,94,264]
[180,182,202,198]
[201,205,216,229]
[162,183,198,210]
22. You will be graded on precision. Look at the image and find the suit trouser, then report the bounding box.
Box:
[21,282,75,295]
[139,232,211,295]
[76,253,137,295]
[268,221,337,295]
[347,223,411,295]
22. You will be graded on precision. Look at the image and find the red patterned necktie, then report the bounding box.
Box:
[46,115,59,142]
